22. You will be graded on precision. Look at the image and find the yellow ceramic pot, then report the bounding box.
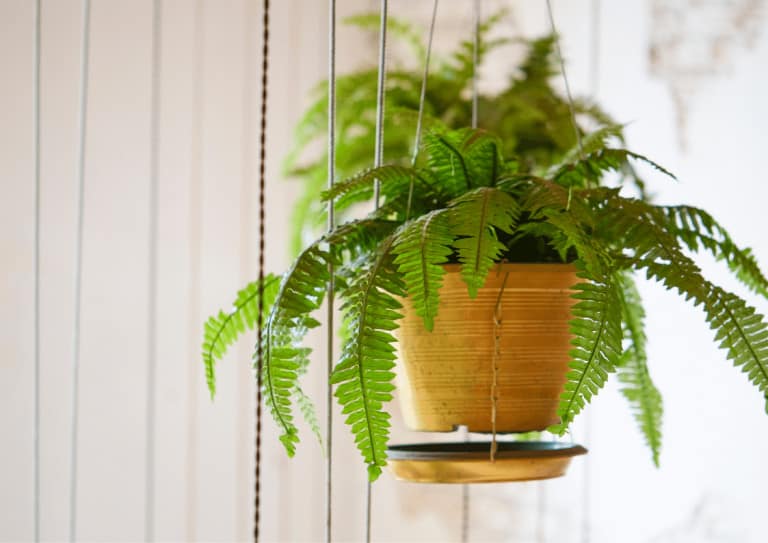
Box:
[394,263,578,433]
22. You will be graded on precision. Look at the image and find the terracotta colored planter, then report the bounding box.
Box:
[394,263,578,433]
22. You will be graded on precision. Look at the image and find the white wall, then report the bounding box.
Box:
[2,1,767,542]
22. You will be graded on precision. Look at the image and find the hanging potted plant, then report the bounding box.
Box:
[201,27,768,482]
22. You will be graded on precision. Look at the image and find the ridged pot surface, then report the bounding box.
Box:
[394,263,578,433]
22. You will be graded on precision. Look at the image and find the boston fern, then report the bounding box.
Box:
[282,14,631,253]
[203,125,768,480]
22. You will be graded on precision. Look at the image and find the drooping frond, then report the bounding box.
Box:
[262,244,332,456]
[600,195,768,415]
[559,124,626,164]
[662,205,768,298]
[392,210,454,331]
[295,386,324,451]
[617,274,663,466]
[331,234,405,481]
[202,274,280,399]
[448,187,520,297]
[321,165,434,213]
[551,148,676,189]
[551,270,623,434]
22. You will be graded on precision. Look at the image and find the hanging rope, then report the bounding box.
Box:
[69,1,91,540]
[325,0,337,542]
[490,269,509,462]
[144,1,162,541]
[545,0,583,161]
[33,0,42,540]
[581,3,601,541]
[367,1,388,540]
[405,0,439,221]
[254,1,271,541]
[471,0,480,129]
[462,3,481,540]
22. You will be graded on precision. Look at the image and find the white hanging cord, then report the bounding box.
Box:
[69,1,91,541]
[367,1,388,541]
[471,0,480,129]
[462,3,481,541]
[325,0,337,542]
[581,2,600,540]
[404,0,439,221]
[490,270,510,462]
[410,0,439,166]
[33,1,42,540]
[144,1,162,541]
[545,0,583,161]
[185,0,205,540]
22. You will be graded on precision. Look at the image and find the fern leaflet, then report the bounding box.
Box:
[617,274,663,466]
[202,274,280,399]
[331,234,404,481]
[551,270,623,434]
[448,187,520,297]
[392,210,454,331]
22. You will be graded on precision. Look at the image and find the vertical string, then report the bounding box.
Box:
[581,2,600,541]
[144,1,162,541]
[462,3,481,540]
[254,1,271,542]
[325,0,337,542]
[32,0,42,540]
[471,0,480,129]
[405,0,439,221]
[68,1,91,541]
[545,0,583,160]
[410,0,439,165]
[185,0,205,539]
[368,1,388,541]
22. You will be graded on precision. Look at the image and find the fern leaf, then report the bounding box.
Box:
[295,386,324,451]
[663,205,768,298]
[448,187,520,297]
[331,234,404,481]
[202,274,280,399]
[600,195,768,415]
[321,165,430,212]
[423,131,471,197]
[392,210,454,331]
[552,271,623,434]
[552,148,676,189]
[262,244,332,456]
[617,274,663,466]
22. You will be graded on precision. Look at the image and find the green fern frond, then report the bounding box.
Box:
[321,165,426,211]
[448,187,520,297]
[617,274,663,466]
[559,124,626,164]
[423,131,472,197]
[331,234,404,481]
[600,196,768,414]
[392,210,454,331]
[662,205,768,298]
[202,274,280,400]
[551,271,623,434]
[552,148,676,189]
[295,386,324,451]
[263,244,332,456]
